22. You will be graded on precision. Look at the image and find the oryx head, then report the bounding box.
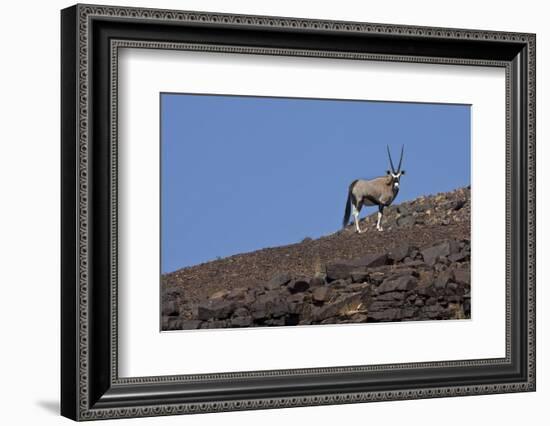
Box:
[386,145,405,191]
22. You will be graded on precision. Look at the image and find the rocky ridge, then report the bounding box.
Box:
[162,186,471,330]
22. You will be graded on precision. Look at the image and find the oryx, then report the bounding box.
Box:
[342,145,405,233]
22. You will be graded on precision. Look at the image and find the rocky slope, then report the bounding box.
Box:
[162,186,471,330]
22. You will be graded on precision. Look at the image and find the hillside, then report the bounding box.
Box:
[161,186,471,330]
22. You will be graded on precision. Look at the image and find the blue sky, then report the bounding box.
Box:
[161,93,470,273]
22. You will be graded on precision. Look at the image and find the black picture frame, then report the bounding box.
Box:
[61,4,536,421]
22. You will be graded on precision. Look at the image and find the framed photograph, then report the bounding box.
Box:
[61,4,536,421]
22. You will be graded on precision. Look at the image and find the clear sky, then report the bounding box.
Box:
[161,93,470,273]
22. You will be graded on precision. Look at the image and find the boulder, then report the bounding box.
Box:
[209,289,229,300]
[377,275,417,294]
[287,277,310,293]
[309,275,325,287]
[350,269,370,283]
[325,261,353,281]
[453,268,471,286]
[376,291,405,302]
[179,320,202,330]
[421,240,459,266]
[162,287,183,298]
[448,252,468,263]
[312,286,331,304]
[397,215,416,227]
[250,293,289,318]
[162,301,179,317]
[388,243,410,263]
[265,272,292,290]
[230,316,253,327]
[368,307,402,322]
[197,299,236,320]
[314,293,363,321]
[434,269,452,289]
[227,287,249,300]
[325,254,387,281]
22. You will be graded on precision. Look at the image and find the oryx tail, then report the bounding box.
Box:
[342,179,358,228]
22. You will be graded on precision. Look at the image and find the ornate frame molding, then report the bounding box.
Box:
[61,4,535,421]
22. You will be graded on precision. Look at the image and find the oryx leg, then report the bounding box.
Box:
[352,204,362,233]
[376,205,384,231]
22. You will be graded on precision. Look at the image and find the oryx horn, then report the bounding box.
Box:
[397,145,404,173]
[387,145,396,173]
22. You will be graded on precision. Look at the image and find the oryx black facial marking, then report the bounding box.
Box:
[343,145,406,233]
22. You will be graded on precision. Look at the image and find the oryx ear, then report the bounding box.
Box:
[400,170,406,175]
[386,170,391,175]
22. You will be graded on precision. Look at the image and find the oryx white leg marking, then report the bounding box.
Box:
[376,211,383,231]
[352,205,362,233]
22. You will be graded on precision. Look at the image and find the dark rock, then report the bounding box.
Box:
[328,279,351,289]
[347,282,371,293]
[406,293,417,303]
[325,254,388,282]
[350,269,370,283]
[388,243,410,263]
[162,301,179,317]
[179,320,202,330]
[163,287,183,298]
[449,252,468,263]
[209,289,230,300]
[389,267,419,277]
[421,240,459,266]
[397,204,411,215]
[368,308,402,322]
[325,261,353,281]
[434,269,452,289]
[265,272,292,290]
[201,320,229,329]
[401,307,418,319]
[250,293,289,318]
[418,269,434,286]
[309,275,325,287]
[397,215,416,227]
[377,275,417,294]
[227,287,249,300]
[197,299,236,320]
[287,277,310,293]
[447,282,459,292]
[165,318,184,330]
[464,300,471,316]
[285,314,301,326]
[230,316,253,327]
[233,307,249,317]
[376,291,405,302]
[422,304,446,319]
[312,286,331,304]
[288,293,306,304]
[265,318,286,326]
[447,295,462,303]
[356,253,389,268]
[369,272,386,284]
[453,199,466,210]
[403,259,425,267]
[349,314,368,323]
[414,298,425,307]
[453,268,470,286]
[314,293,363,321]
